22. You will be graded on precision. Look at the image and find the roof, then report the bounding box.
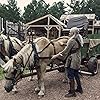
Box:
[60,14,96,21]
[25,14,67,28]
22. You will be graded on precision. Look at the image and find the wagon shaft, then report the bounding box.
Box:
[21,66,64,78]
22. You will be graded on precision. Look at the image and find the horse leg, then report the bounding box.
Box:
[12,85,18,94]
[35,67,41,93]
[37,62,46,96]
[29,70,34,81]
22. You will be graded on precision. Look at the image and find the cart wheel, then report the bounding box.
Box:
[92,60,98,75]
[87,57,98,75]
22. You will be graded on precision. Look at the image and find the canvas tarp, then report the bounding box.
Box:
[89,39,100,49]
[66,16,89,30]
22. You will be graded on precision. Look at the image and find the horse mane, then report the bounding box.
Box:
[13,43,32,66]
[0,34,8,40]
[13,37,50,66]
[34,37,50,43]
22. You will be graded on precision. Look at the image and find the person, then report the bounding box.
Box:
[51,27,84,97]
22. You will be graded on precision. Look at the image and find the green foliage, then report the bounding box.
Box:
[0,4,8,20]
[6,0,21,23]
[67,0,100,18]
[67,0,87,14]
[87,34,100,39]
[22,0,66,23]
[86,0,100,18]
[0,68,4,80]
[48,1,66,19]
[22,0,49,23]
[0,0,21,23]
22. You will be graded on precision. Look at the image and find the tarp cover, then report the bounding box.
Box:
[89,39,100,49]
[66,16,89,30]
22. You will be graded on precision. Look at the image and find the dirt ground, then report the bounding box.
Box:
[0,64,100,100]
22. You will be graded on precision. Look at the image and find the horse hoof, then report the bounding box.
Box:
[35,87,40,93]
[12,88,18,94]
[11,91,18,95]
[38,91,45,96]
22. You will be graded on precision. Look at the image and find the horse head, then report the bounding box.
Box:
[2,43,34,93]
[2,57,23,92]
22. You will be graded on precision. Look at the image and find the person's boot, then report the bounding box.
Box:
[65,79,76,97]
[75,77,83,94]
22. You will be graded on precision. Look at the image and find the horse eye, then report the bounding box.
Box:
[11,69,17,74]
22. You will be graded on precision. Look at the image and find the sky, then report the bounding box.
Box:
[0,0,71,12]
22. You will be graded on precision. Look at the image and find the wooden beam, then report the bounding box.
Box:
[29,25,59,28]
[48,16,50,25]
[58,28,61,37]
[21,67,63,78]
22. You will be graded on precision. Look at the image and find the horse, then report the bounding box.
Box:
[2,36,69,96]
[0,33,23,64]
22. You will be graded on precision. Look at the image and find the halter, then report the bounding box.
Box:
[5,65,22,85]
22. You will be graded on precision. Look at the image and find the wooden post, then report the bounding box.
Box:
[44,26,52,38]
[47,16,50,38]
[56,26,61,37]
[58,27,61,37]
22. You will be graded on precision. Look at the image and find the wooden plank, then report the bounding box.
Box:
[21,67,62,78]
[29,25,59,28]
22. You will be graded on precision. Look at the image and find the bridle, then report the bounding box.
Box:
[5,65,22,86]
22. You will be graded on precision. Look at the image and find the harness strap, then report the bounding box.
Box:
[38,42,51,54]
[32,42,40,69]
[0,52,7,62]
[50,41,56,55]
[5,76,14,81]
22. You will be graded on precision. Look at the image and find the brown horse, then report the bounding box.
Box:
[2,36,69,96]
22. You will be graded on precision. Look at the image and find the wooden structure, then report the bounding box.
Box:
[94,20,100,34]
[25,14,67,39]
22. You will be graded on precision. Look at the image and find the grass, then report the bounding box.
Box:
[0,67,4,80]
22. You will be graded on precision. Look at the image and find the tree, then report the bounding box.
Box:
[22,0,66,23]
[0,4,8,19]
[48,1,66,19]
[5,0,21,23]
[22,0,49,23]
[85,0,100,19]
[67,0,87,14]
